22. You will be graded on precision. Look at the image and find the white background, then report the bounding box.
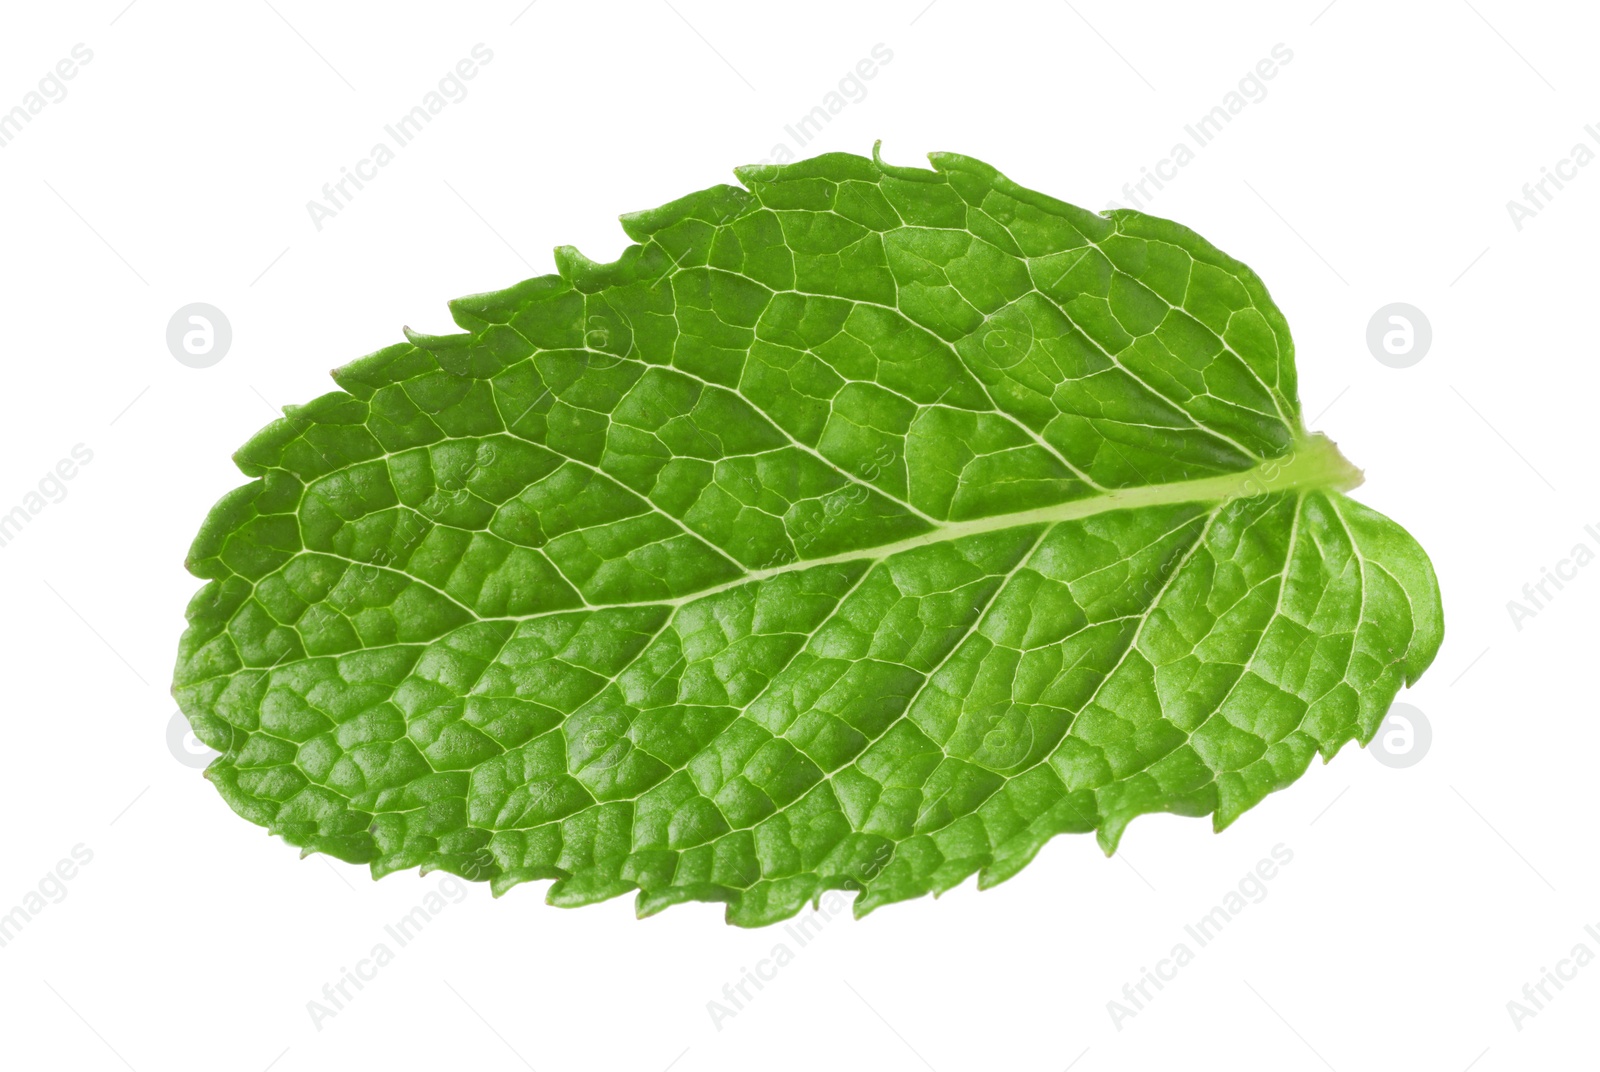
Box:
[0,1,1593,1068]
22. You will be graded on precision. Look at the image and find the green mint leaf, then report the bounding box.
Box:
[174,147,1442,925]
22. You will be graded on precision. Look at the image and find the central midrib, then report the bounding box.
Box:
[551,432,1363,615]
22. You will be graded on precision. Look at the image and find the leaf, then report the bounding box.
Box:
[174,146,1442,926]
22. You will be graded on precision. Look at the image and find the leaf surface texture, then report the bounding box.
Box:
[175,149,1442,925]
